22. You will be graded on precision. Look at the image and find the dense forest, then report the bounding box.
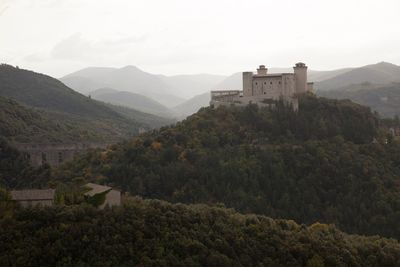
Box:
[53,95,400,240]
[1,196,400,266]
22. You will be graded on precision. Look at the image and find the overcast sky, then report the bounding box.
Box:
[1,0,400,77]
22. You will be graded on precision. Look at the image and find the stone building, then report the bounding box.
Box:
[210,63,314,109]
[10,189,55,207]
[14,143,108,167]
[83,183,121,209]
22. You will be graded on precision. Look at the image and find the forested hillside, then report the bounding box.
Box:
[0,96,109,143]
[1,197,400,266]
[54,94,400,239]
[0,64,172,142]
[318,82,400,118]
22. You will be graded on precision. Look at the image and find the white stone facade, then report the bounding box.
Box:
[210,63,314,110]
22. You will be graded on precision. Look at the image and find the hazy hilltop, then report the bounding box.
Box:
[90,88,176,118]
[0,64,172,142]
[315,62,400,90]
[159,73,226,99]
[172,92,210,118]
[61,66,186,107]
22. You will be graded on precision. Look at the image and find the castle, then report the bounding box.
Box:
[210,63,314,110]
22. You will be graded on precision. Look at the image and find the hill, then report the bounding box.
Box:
[61,66,185,107]
[172,92,210,118]
[55,94,400,240]
[106,103,175,129]
[0,64,171,142]
[1,197,400,266]
[0,96,108,143]
[315,62,400,91]
[160,73,226,99]
[318,82,400,118]
[90,88,176,117]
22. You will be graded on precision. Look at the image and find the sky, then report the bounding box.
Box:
[1,0,400,78]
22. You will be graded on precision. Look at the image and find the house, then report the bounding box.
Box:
[83,183,121,208]
[210,63,314,110]
[10,189,55,207]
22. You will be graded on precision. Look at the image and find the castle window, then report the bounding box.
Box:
[270,82,272,85]
[264,92,266,94]
[255,82,258,85]
[264,82,266,85]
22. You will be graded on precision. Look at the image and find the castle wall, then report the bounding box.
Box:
[100,189,121,209]
[294,63,308,93]
[243,72,253,97]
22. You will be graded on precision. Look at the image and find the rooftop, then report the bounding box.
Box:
[84,183,113,196]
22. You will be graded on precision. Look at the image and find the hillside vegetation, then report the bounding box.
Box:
[0,64,172,142]
[0,96,111,143]
[1,197,400,266]
[55,95,400,239]
[318,82,400,118]
[0,139,51,188]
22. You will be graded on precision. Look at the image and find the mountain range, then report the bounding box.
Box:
[61,61,400,119]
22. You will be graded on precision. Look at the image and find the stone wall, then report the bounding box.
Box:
[13,143,108,167]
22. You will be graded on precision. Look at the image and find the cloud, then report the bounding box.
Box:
[0,6,8,16]
[51,33,96,61]
[103,34,149,45]
[23,53,48,63]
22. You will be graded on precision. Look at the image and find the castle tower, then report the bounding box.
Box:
[293,62,308,94]
[256,65,268,75]
[242,71,253,97]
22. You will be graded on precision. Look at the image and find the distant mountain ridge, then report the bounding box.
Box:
[61,61,400,118]
[315,62,400,91]
[62,66,186,107]
[90,88,176,118]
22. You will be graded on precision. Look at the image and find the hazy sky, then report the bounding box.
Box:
[1,0,400,77]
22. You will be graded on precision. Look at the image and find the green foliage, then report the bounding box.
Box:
[0,65,172,143]
[55,95,400,240]
[0,138,51,188]
[1,198,400,266]
[318,82,400,118]
[85,189,111,207]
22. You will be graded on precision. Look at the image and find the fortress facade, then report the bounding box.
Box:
[210,62,314,110]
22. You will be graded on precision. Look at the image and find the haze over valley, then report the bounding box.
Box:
[2,0,400,266]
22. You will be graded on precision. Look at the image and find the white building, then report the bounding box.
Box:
[210,63,313,110]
